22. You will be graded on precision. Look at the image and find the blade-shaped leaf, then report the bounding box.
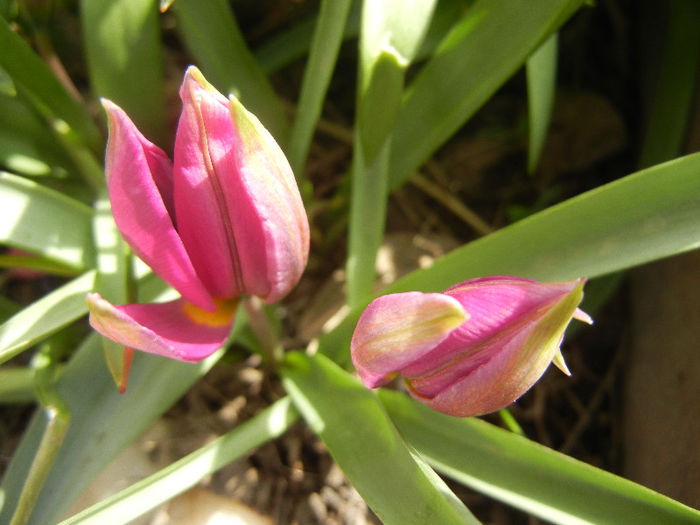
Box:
[379,389,700,525]
[0,333,225,524]
[0,16,101,151]
[287,0,352,179]
[81,0,166,144]
[0,271,96,364]
[92,193,132,391]
[0,171,94,270]
[173,0,288,141]
[59,397,298,525]
[320,152,700,363]
[281,351,479,525]
[526,33,558,174]
[389,0,584,190]
[639,0,700,168]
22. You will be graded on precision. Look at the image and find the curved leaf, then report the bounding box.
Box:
[380,389,700,525]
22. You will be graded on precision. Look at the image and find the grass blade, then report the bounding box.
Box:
[0,271,97,364]
[0,171,94,270]
[173,0,288,141]
[60,398,298,525]
[380,389,700,525]
[81,0,166,144]
[281,351,479,525]
[0,16,101,151]
[388,0,583,190]
[526,33,558,173]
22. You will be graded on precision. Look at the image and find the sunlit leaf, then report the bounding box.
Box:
[0,171,94,270]
[0,271,96,364]
[281,351,479,524]
[380,389,700,525]
[81,0,167,144]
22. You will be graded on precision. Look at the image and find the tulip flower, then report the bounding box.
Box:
[87,66,309,363]
[351,276,592,417]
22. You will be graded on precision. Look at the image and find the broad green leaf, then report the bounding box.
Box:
[347,0,437,309]
[379,389,700,525]
[0,16,101,151]
[0,366,35,403]
[320,153,700,363]
[281,352,478,525]
[0,93,75,177]
[0,254,77,277]
[639,0,700,168]
[389,0,584,190]
[526,33,558,174]
[92,194,132,391]
[173,0,288,141]
[0,271,96,364]
[0,294,20,323]
[81,0,166,144]
[0,333,225,524]
[390,152,700,291]
[287,0,352,179]
[60,397,298,524]
[0,171,94,270]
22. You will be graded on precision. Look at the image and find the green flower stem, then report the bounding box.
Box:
[10,346,71,525]
[498,409,525,436]
[243,296,283,364]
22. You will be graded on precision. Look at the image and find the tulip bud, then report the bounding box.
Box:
[88,66,309,365]
[351,276,592,417]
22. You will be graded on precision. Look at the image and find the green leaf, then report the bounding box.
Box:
[0,271,96,365]
[391,152,700,292]
[0,333,225,524]
[287,0,352,179]
[92,193,132,391]
[526,32,558,174]
[60,397,299,524]
[0,171,94,270]
[0,92,75,177]
[173,0,288,141]
[346,0,438,309]
[0,366,35,403]
[81,0,167,144]
[638,0,700,168]
[0,16,101,151]
[281,351,478,525]
[320,152,700,363]
[389,0,583,190]
[380,389,700,525]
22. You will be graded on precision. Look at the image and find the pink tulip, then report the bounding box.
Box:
[351,276,592,417]
[87,66,309,362]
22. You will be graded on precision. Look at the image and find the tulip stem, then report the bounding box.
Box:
[243,297,283,364]
[10,345,71,525]
[498,409,525,436]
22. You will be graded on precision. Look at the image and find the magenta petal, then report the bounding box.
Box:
[173,68,240,298]
[228,95,310,303]
[400,277,584,377]
[350,292,467,388]
[102,99,215,310]
[406,278,587,417]
[87,293,234,362]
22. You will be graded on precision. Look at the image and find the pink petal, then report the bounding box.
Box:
[173,67,241,298]
[400,276,585,377]
[350,292,468,388]
[102,99,215,310]
[87,293,235,362]
[407,278,587,417]
[228,95,309,303]
[173,67,309,302]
